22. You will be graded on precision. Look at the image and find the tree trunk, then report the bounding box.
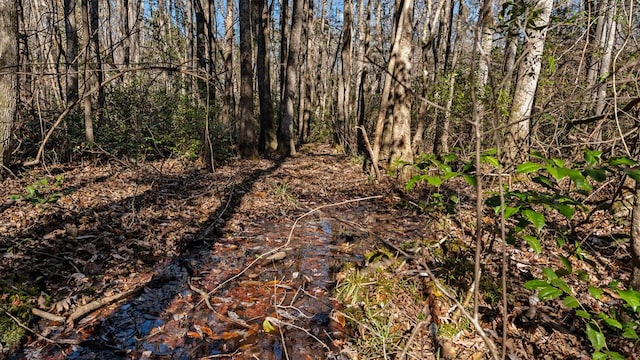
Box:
[337,0,353,153]
[64,0,78,104]
[89,0,104,126]
[238,0,258,158]
[255,0,277,153]
[194,0,207,101]
[0,0,17,176]
[505,0,553,162]
[222,0,235,127]
[278,0,304,156]
[279,0,289,111]
[297,0,313,144]
[387,0,414,181]
[81,0,94,143]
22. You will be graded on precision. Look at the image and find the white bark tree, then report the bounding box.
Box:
[505,0,553,161]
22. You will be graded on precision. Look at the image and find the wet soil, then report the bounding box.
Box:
[1,145,427,359]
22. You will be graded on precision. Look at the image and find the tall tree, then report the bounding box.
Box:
[221,0,235,127]
[279,0,305,156]
[0,0,17,175]
[337,0,354,153]
[64,0,79,105]
[505,0,553,161]
[81,0,95,143]
[238,0,258,158]
[387,0,414,180]
[255,0,277,153]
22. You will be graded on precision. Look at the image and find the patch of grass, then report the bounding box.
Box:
[335,254,425,358]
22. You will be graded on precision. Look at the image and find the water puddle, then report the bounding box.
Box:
[60,217,353,360]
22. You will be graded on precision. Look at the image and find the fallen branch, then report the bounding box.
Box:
[31,308,65,323]
[66,287,143,326]
[197,195,384,306]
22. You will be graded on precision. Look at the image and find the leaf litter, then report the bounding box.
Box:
[0,144,637,359]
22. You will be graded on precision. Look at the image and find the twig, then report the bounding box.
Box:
[1,307,78,345]
[397,320,426,360]
[66,287,143,326]
[32,308,65,323]
[417,258,500,359]
[188,278,254,329]
[198,195,384,304]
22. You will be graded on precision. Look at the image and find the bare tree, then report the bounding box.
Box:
[0,0,17,175]
[238,0,258,158]
[255,0,277,153]
[221,0,235,127]
[505,0,553,161]
[279,0,305,156]
[337,0,353,152]
[64,0,79,104]
[387,0,414,180]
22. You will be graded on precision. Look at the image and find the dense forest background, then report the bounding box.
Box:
[1,0,640,358]
[0,0,636,171]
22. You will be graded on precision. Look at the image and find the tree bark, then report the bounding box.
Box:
[81,0,94,143]
[387,0,414,182]
[505,0,553,162]
[222,0,235,127]
[278,0,304,156]
[337,0,353,153]
[238,0,258,158]
[64,0,78,104]
[0,0,17,175]
[255,0,277,153]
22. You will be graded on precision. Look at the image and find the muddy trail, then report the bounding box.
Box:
[1,145,432,359]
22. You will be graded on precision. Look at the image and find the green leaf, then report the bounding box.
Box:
[481,155,500,168]
[597,312,622,329]
[589,287,603,300]
[576,310,591,320]
[424,175,443,187]
[503,206,519,219]
[618,289,640,312]
[523,235,541,253]
[609,156,637,166]
[625,169,640,183]
[524,279,549,290]
[521,209,546,232]
[586,322,606,352]
[550,278,572,294]
[462,174,477,187]
[546,165,568,181]
[532,175,556,189]
[516,162,543,174]
[622,323,639,340]
[584,149,602,167]
[584,168,607,182]
[263,318,276,333]
[592,352,607,360]
[543,267,558,280]
[539,286,563,300]
[551,158,565,168]
[25,185,37,197]
[559,256,573,274]
[567,169,592,191]
[562,295,580,309]
[405,176,420,190]
[552,203,575,220]
[604,351,626,360]
[442,153,458,162]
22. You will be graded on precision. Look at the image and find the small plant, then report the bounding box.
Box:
[11,176,64,204]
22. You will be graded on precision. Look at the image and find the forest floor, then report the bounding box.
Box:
[0,144,637,359]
